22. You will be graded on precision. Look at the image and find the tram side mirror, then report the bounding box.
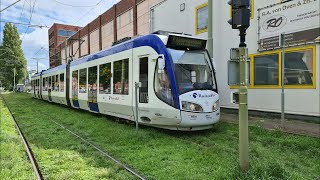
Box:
[157,55,165,71]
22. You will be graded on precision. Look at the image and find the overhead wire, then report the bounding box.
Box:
[51,0,101,8]
[0,0,22,12]
[20,0,37,42]
[33,0,106,65]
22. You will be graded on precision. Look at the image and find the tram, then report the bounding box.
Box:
[31,32,220,130]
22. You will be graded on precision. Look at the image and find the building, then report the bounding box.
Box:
[48,0,162,68]
[151,0,320,118]
[48,23,82,68]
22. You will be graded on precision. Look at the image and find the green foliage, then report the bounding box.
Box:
[3,93,320,179]
[0,98,35,179]
[0,23,27,90]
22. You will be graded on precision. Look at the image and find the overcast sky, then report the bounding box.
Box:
[0,0,120,71]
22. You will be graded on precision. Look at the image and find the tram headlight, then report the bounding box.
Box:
[181,101,203,112]
[212,100,219,112]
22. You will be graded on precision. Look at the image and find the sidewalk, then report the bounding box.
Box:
[221,112,320,138]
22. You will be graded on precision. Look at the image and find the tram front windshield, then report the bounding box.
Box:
[168,49,216,95]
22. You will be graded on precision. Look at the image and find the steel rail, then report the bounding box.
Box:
[0,94,44,180]
[27,96,147,180]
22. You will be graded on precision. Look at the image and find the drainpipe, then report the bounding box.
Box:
[207,0,213,57]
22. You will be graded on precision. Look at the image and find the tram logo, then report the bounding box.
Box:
[263,15,287,32]
[193,93,198,98]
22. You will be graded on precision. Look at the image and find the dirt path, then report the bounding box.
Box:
[221,113,320,138]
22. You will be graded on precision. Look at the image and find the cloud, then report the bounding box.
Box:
[1,0,120,71]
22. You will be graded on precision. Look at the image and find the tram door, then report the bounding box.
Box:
[133,56,150,122]
[72,70,79,108]
[88,66,99,112]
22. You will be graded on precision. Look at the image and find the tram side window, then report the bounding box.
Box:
[60,73,64,92]
[79,68,87,93]
[48,76,52,91]
[42,78,46,91]
[55,74,59,91]
[99,63,111,94]
[154,62,174,107]
[45,77,48,91]
[88,66,97,91]
[113,59,129,95]
[52,76,55,91]
[72,70,78,97]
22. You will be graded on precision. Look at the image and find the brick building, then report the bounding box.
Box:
[48,0,162,68]
[48,23,82,68]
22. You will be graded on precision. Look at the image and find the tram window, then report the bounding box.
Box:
[139,57,148,103]
[55,74,59,91]
[60,73,64,92]
[113,59,129,95]
[284,49,313,85]
[79,68,87,93]
[44,77,47,91]
[88,66,97,91]
[154,61,174,106]
[254,54,279,86]
[99,63,111,94]
[72,70,78,98]
[52,76,55,91]
[42,78,46,91]
[49,76,52,90]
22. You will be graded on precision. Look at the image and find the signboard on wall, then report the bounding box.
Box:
[258,0,320,50]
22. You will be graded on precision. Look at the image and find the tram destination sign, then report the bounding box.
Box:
[258,0,320,51]
[166,35,207,51]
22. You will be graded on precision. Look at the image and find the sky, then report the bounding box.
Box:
[0,0,120,72]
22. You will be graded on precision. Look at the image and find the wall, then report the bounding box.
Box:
[152,0,320,116]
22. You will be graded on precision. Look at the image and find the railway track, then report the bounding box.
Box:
[3,94,147,180]
[0,93,44,180]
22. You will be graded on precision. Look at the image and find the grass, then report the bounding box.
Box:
[3,93,320,179]
[0,96,35,179]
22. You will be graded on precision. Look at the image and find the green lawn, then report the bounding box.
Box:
[3,93,320,179]
[0,96,35,179]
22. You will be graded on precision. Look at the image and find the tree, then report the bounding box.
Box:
[0,23,27,90]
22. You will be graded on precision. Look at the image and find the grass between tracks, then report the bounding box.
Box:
[3,93,320,180]
[0,96,35,179]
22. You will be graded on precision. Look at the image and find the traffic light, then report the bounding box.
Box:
[228,0,251,29]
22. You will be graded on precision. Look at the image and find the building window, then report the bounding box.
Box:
[254,54,279,86]
[99,63,112,94]
[68,31,75,36]
[79,68,87,93]
[113,59,129,95]
[60,73,64,92]
[195,3,208,34]
[284,49,314,86]
[247,46,316,89]
[58,29,68,36]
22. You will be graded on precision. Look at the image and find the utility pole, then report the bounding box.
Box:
[31,58,47,73]
[280,33,285,126]
[207,0,213,57]
[228,0,251,172]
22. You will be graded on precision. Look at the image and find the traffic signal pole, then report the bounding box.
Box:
[227,0,250,172]
[238,29,249,171]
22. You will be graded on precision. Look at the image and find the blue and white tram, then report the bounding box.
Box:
[31,33,220,131]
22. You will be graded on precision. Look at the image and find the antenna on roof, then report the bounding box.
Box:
[112,37,132,46]
[152,30,192,36]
